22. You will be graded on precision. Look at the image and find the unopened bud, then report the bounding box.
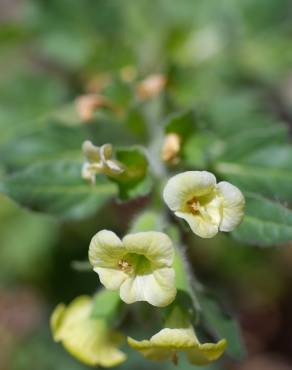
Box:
[136,74,167,101]
[75,94,110,122]
[161,133,181,164]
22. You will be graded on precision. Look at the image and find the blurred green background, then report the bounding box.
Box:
[1,0,292,369]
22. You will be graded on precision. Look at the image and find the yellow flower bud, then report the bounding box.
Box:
[161,133,182,164]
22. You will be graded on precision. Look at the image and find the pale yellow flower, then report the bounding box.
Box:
[82,141,124,183]
[89,230,176,307]
[163,171,245,238]
[128,306,227,366]
[51,295,126,367]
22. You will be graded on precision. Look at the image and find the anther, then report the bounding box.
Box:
[118,259,132,273]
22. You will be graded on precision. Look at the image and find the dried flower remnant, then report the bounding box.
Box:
[89,230,176,307]
[136,74,167,100]
[75,94,111,122]
[51,295,126,367]
[163,171,245,238]
[161,133,182,165]
[128,306,226,366]
[82,141,124,184]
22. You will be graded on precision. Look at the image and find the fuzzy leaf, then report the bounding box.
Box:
[0,160,117,220]
[217,124,288,162]
[199,293,246,360]
[111,146,152,200]
[164,110,196,140]
[232,192,292,246]
[215,160,292,202]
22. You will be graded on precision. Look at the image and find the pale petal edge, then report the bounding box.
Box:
[175,211,219,238]
[163,171,217,212]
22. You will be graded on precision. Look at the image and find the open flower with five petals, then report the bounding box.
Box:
[128,306,227,366]
[163,171,245,238]
[51,295,126,367]
[89,230,176,307]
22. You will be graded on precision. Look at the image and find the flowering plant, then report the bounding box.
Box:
[2,2,292,369]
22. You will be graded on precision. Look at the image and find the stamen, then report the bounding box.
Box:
[118,259,132,273]
[187,197,200,214]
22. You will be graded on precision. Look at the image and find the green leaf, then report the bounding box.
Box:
[164,110,196,140]
[125,106,148,141]
[215,160,292,201]
[91,289,121,323]
[0,160,117,220]
[206,92,265,137]
[111,146,152,200]
[103,78,133,109]
[198,293,246,360]
[232,192,292,246]
[0,194,57,282]
[217,124,288,162]
[0,125,86,170]
[0,119,135,171]
[239,144,292,170]
[183,132,219,168]
[130,210,162,232]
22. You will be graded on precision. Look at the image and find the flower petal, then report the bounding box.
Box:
[51,296,126,367]
[175,212,219,238]
[122,231,174,267]
[186,339,227,365]
[51,303,66,341]
[97,345,127,368]
[217,181,245,232]
[151,328,197,348]
[94,267,127,290]
[89,230,125,269]
[145,268,176,306]
[81,163,95,182]
[128,327,197,361]
[119,267,176,307]
[163,171,216,212]
[128,337,171,361]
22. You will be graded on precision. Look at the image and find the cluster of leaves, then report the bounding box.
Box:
[1,95,291,247]
[1,0,292,369]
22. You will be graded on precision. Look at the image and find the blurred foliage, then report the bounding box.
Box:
[1,0,292,369]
